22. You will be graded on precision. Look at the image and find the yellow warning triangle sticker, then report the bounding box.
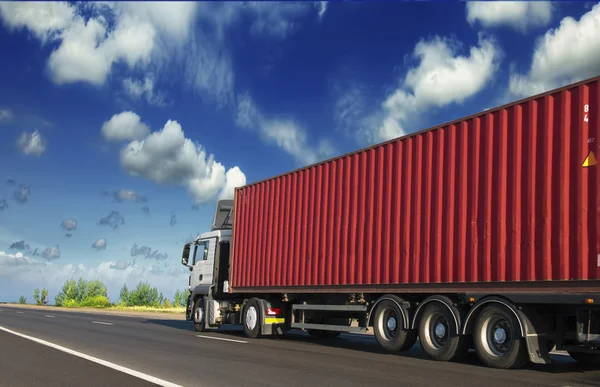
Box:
[583,151,597,167]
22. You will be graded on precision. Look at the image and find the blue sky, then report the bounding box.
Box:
[0,1,598,303]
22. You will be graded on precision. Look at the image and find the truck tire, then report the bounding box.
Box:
[193,296,207,332]
[373,299,417,352]
[418,303,469,362]
[473,304,528,369]
[243,298,262,339]
[567,351,600,364]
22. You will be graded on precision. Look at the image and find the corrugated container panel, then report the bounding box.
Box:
[230,77,600,291]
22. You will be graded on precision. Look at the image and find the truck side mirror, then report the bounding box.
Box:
[182,243,191,267]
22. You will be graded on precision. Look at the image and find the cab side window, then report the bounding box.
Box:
[192,241,209,265]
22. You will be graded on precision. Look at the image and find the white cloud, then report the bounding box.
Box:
[0,2,314,104]
[317,2,328,20]
[60,218,77,233]
[364,33,501,144]
[184,32,236,108]
[0,2,75,43]
[466,1,554,33]
[101,111,150,142]
[92,238,107,251]
[113,1,198,41]
[1,2,329,163]
[115,114,246,204]
[47,12,155,86]
[218,167,247,201]
[16,130,46,156]
[42,245,61,260]
[0,251,39,267]
[0,108,12,123]
[109,189,147,203]
[0,2,196,88]
[236,93,336,166]
[333,82,367,135]
[123,76,164,106]
[0,250,188,303]
[508,3,600,98]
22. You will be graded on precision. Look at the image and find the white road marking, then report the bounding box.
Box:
[196,334,248,344]
[44,315,55,318]
[16,312,23,314]
[0,325,183,387]
[92,321,113,326]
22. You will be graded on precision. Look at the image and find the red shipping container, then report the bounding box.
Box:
[230,76,600,293]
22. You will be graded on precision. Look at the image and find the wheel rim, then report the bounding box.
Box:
[378,307,399,341]
[424,312,449,349]
[481,316,513,357]
[246,306,258,331]
[194,304,203,323]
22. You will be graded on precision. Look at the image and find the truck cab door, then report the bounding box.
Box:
[189,239,216,293]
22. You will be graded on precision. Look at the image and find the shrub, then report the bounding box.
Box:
[33,288,48,305]
[79,295,112,308]
[127,281,160,307]
[64,299,80,308]
[118,283,130,306]
[173,289,189,307]
[18,296,27,304]
[54,277,109,308]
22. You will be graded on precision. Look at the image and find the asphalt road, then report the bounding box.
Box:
[0,306,599,387]
[0,330,157,387]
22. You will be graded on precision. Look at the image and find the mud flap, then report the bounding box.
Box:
[257,299,286,336]
[516,307,552,365]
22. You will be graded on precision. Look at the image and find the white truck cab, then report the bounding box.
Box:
[181,200,235,331]
[184,229,232,295]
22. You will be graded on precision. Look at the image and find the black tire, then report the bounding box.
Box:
[418,303,469,362]
[473,304,528,369]
[242,298,262,339]
[373,300,417,352]
[192,296,206,332]
[568,351,600,364]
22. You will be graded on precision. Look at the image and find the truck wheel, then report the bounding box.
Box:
[242,298,262,339]
[418,303,469,362]
[567,351,600,364]
[473,304,528,369]
[373,300,417,352]
[193,296,206,332]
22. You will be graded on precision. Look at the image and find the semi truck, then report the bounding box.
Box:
[182,75,600,369]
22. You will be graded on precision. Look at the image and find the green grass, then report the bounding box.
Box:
[107,305,186,313]
[6,302,185,314]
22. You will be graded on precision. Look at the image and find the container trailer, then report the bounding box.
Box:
[181,75,600,369]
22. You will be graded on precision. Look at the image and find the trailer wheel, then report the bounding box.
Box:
[192,296,206,332]
[242,298,262,339]
[567,351,600,364]
[473,304,528,369]
[418,303,469,362]
[373,300,417,352]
